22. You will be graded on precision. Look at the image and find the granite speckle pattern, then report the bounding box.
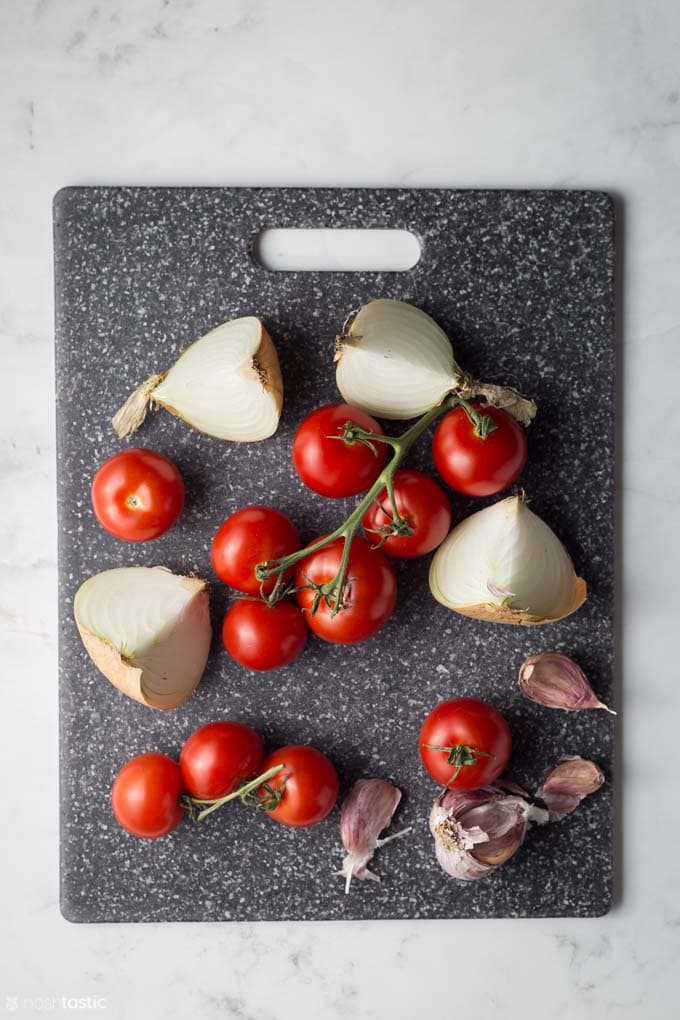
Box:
[54,187,615,922]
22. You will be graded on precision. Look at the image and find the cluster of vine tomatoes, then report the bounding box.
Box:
[212,399,527,671]
[112,721,339,838]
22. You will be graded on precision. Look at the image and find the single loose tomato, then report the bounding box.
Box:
[292,403,388,498]
[294,535,397,644]
[211,506,300,595]
[361,469,451,558]
[222,598,308,671]
[91,448,185,541]
[180,721,264,800]
[432,402,527,496]
[419,698,512,790]
[258,745,339,827]
[112,753,184,838]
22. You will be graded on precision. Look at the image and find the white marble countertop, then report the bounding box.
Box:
[1,1,679,1017]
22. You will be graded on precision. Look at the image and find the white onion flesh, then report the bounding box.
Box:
[335,299,459,420]
[74,567,211,709]
[429,496,586,625]
[113,317,283,441]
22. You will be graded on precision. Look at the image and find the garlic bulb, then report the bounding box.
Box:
[429,495,587,624]
[536,758,604,820]
[334,298,537,424]
[113,316,283,441]
[74,566,211,710]
[429,787,548,881]
[336,778,411,893]
[519,652,615,712]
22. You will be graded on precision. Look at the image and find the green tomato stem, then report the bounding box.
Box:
[181,763,285,822]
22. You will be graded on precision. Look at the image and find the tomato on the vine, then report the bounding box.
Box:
[258,745,339,827]
[292,403,388,498]
[432,402,527,496]
[91,448,185,542]
[419,698,512,790]
[294,535,397,644]
[211,506,300,595]
[222,598,308,671]
[180,721,264,800]
[361,469,451,558]
[112,753,184,838]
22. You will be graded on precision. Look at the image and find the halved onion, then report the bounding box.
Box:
[429,495,586,625]
[113,316,283,441]
[335,299,458,420]
[74,566,211,709]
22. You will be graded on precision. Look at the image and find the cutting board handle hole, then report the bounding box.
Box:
[252,228,421,272]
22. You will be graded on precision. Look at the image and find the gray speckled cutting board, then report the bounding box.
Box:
[55,187,615,923]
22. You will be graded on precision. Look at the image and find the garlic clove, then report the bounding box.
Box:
[336,778,410,893]
[519,652,616,713]
[429,495,587,625]
[463,801,530,868]
[535,757,605,820]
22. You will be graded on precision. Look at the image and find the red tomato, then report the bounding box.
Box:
[259,745,339,827]
[112,753,184,838]
[294,535,397,644]
[361,469,451,558]
[419,698,512,790]
[222,598,308,671]
[180,721,264,800]
[91,448,184,541]
[432,402,527,496]
[211,506,300,595]
[292,403,388,498]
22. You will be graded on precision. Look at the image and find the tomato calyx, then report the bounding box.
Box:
[337,419,398,452]
[423,742,495,784]
[363,495,414,549]
[180,762,285,822]
[240,777,288,812]
[295,566,358,618]
[324,420,384,459]
[459,401,498,439]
